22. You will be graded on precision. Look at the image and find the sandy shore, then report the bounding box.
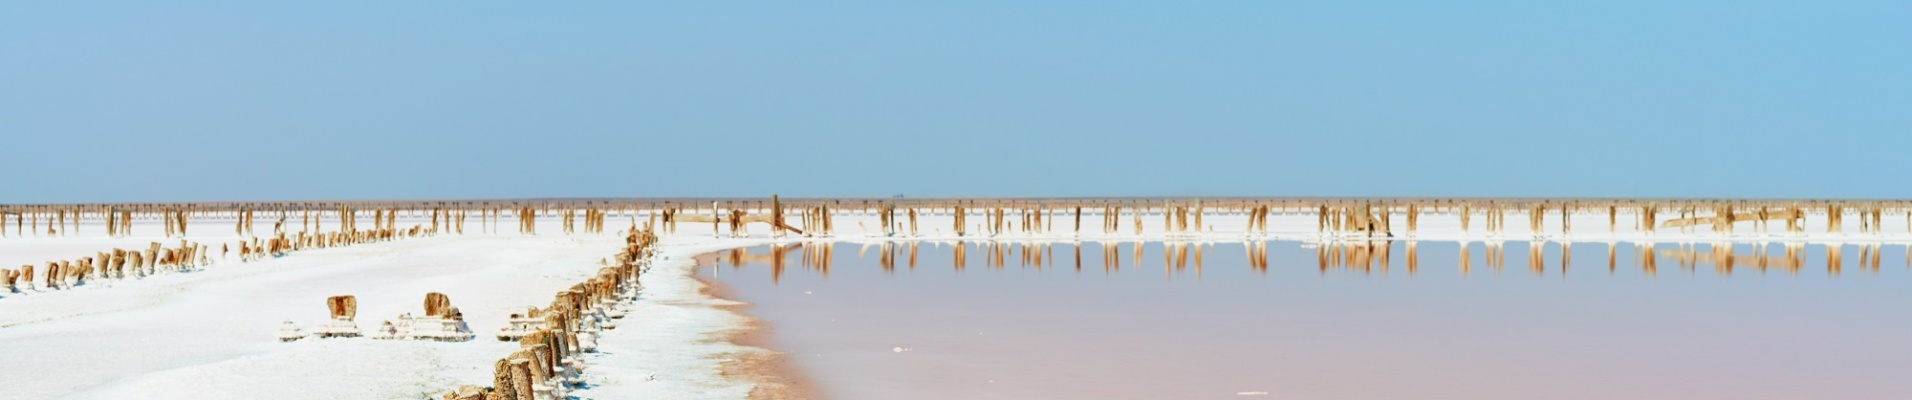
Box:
[696,256,822,400]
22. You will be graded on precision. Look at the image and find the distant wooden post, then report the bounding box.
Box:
[1406,203,1419,236]
[1459,203,1471,233]
[954,205,966,236]
[1561,202,1571,236]
[768,194,783,236]
[1073,207,1082,236]
[1132,205,1143,236]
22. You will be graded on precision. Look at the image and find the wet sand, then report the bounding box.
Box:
[696,251,823,400]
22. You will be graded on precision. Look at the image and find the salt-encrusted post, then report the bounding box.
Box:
[1193,199,1204,233]
[1406,203,1420,236]
[1460,203,1472,233]
[1132,204,1143,236]
[1561,202,1571,236]
[954,205,966,236]
[1406,241,1419,274]
[768,194,783,237]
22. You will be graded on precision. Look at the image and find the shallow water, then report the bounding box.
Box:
[701,241,1912,400]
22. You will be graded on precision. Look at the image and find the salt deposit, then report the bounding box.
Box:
[4,198,1910,399]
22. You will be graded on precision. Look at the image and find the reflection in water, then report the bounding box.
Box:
[1489,242,1504,272]
[1459,243,1470,276]
[1249,241,1269,273]
[704,239,1912,400]
[1528,241,1543,276]
[1452,242,1511,276]
[1133,242,1142,271]
[1406,242,1418,275]
[1102,242,1118,271]
[1640,244,1657,276]
[1648,243,1818,276]
[1561,242,1571,275]
[718,241,1905,281]
[1607,243,1616,273]
[1315,241,1400,274]
[954,241,966,270]
[993,242,1005,269]
[1828,244,1841,276]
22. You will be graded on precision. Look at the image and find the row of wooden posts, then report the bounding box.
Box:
[5,199,1910,240]
[441,226,657,400]
[2,213,466,296]
[839,240,1856,278]
[668,199,1907,238]
[0,202,673,299]
[0,205,564,238]
[724,240,1275,284]
[1317,240,1885,277]
[715,240,1889,289]
[1,240,208,293]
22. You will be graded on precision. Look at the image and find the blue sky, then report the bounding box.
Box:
[3,2,1908,203]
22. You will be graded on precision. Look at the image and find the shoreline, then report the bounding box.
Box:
[694,249,822,400]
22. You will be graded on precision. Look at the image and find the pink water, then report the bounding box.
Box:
[700,241,1912,399]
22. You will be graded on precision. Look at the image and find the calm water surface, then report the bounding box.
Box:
[700,241,1912,400]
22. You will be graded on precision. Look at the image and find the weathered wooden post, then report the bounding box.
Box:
[1132,205,1143,236]
[1193,199,1204,234]
[1380,203,1391,237]
[954,205,966,237]
[1642,205,1657,234]
[1827,243,1843,276]
[1459,203,1472,233]
[1406,203,1419,236]
[777,196,803,237]
[1561,202,1571,236]
[1827,204,1840,234]
[1561,241,1571,274]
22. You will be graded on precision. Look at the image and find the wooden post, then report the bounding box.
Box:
[1406,203,1419,236]
[1460,203,1471,233]
[768,194,783,237]
[1133,205,1143,236]
[1561,202,1571,236]
[1193,200,1204,233]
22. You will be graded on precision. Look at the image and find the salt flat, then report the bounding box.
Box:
[0,220,623,399]
[3,204,1908,399]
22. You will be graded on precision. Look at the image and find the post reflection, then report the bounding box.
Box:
[1459,242,1471,276]
[1607,242,1616,274]
[1074,243,1082,271]
[1561,242,1571,276]
[1528,241,1544,276]
[1406,241,1418,275]
[706,240,1881,281]
[1315,241,1398,275]
[954,241,966,270]
[1646,242,1826,275]
[1249,241,1269,273]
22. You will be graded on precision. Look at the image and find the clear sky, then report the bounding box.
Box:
[3,2,1908,203]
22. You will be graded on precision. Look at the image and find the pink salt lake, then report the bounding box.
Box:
[700,241,1912,400]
